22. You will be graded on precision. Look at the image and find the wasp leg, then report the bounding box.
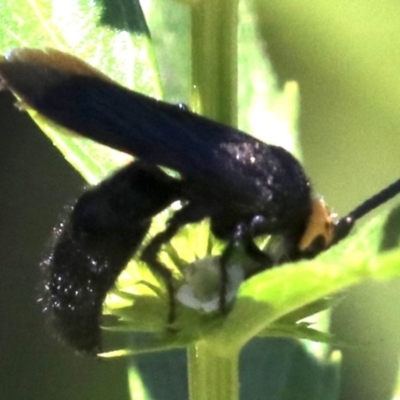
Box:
[141,204,206,323]
[219,221,275,312]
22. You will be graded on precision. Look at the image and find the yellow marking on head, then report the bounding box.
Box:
[299,198,335,251]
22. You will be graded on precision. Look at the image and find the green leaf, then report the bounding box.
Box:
[0,0,161,184]
[240,339,341,400]
[238,1,301,157]
[207,206,400,354]
[98,205,400,361]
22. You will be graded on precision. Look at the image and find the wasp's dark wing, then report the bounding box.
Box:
[43,161,180,354]
[0,51,306,199]
[0,49,310,229]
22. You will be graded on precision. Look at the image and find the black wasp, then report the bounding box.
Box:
[0,48,399,354]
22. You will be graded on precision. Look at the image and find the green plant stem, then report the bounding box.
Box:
[188,341,239,400]
[191,0,238,126]
[189,1,239,399]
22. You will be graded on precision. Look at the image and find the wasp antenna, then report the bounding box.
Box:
[333,178,400,245]
[347,177,400,222]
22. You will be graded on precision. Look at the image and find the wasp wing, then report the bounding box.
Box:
[0,49,310,224]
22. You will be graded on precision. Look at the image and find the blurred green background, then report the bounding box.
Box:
[0,0,400,399]
[254,2,400,400]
